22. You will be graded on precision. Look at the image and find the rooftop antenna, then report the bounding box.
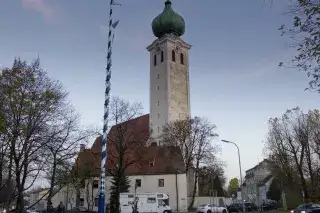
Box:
[98,0,120,213]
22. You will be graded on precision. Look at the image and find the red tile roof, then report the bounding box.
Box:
[75,114,185,176]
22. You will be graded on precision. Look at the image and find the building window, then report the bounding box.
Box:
[157,86,160,91]
[80,180,85,188]
[94,198,99,206]
[154,54,157,66]
[135,179,141,187]
[172,50,175,62]
[157,73,160,79]
[80,198,84,206]
[93,180,99,188]
[157,101,159,106]
[147,198,156,203]
[180,53,184,64]
[149,160,155,167]
[157,126,160,133]
[158,179,164,187]
[161,51,164,62]
[157,113,160,118]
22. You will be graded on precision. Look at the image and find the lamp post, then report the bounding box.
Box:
[221,140,245,213]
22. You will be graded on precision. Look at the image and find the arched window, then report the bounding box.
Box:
[172,50,176,62]
[180,53,184,65]
[154,54,157,66]
[161,51,164,62]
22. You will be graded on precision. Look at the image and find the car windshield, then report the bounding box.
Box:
[298,204,310,209]
[158,200,165,206]
[200,204,208,207]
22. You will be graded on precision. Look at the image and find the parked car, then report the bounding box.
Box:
[197,204,228,213]
[291,203,320,213]
[244,202,258,212]
[227,203,242,212]
[261,202,278,211]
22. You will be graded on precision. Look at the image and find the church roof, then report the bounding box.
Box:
[151,0,185,38]
[74,114,186,176]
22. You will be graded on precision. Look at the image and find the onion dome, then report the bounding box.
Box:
[151,0,185,38]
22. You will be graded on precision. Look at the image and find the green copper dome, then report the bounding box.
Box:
[151,0,185,38]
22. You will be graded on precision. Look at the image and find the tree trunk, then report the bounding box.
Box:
[47,157,57,211]
[188,170,198,209]
[175,173,179,212]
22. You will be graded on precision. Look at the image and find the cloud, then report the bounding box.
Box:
[21,0,58,22]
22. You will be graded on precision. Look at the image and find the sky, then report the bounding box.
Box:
[0,0,319,185]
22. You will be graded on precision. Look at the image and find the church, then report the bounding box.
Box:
[49,1,195,212]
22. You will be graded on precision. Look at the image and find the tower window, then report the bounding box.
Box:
[157,86,160,91]
[157,101,159,106]
[157,126,160,133]
[157,73,160,79]
[180,53,184,65]
[157,113,160,118]
[172,50,176,62]
[161,51,164,62]
[154,54,157,66]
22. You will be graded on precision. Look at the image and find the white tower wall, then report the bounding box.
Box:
[147,34,191,145]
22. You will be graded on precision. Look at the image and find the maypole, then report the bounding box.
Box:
[98,0,120,213]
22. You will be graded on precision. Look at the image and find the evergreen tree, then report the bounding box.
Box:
[267,178,281,202]
[109,170,130,213]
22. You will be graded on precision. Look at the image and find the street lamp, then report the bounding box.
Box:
[221,140,245,213]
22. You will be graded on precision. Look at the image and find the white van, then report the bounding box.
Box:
[119,193,172,213]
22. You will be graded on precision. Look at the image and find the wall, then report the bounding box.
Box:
[29,189,48,210]
[147,35,191,144]
[52,173,188,212]
[187,197,232,208]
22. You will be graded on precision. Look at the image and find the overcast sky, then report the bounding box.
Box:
[1,0,320,185]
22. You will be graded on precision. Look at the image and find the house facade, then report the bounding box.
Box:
[243,159,272,205]
[29,188,49,210]
[52,115,188,212]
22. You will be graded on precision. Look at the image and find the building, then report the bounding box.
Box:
[28,188,49,210]
[51,1,194,212]
[147,0,191,144]
[243,159,272,205]
[52,115,188,212]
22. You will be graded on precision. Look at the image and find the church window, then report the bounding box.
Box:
[135,179,141,187]
[158,179,164,187]
[154,54,157,66]
[161,51,164,62]
[157,113,160,118]
[157,73,160,79]
[180,53,184,64]
[157,86,160,91]
[157,101,159,106]
[172,50,176,62]
[79,198,84,206]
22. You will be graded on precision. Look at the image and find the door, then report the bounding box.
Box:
[146,198,157,212]
[209,204,218,213]
[157,199,166,213]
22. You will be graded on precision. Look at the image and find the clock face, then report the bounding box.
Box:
[175,43,182,52]
[155,43,161,53]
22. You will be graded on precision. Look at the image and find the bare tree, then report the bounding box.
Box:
[70,150,100,209]
[264,107,320,200]
[161,116,219,208]
[0,58,68,213]
[43,107,97,209]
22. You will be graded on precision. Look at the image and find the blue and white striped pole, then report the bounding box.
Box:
[98,1,120,213]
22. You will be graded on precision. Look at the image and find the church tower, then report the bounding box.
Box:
[147,0,191,145]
